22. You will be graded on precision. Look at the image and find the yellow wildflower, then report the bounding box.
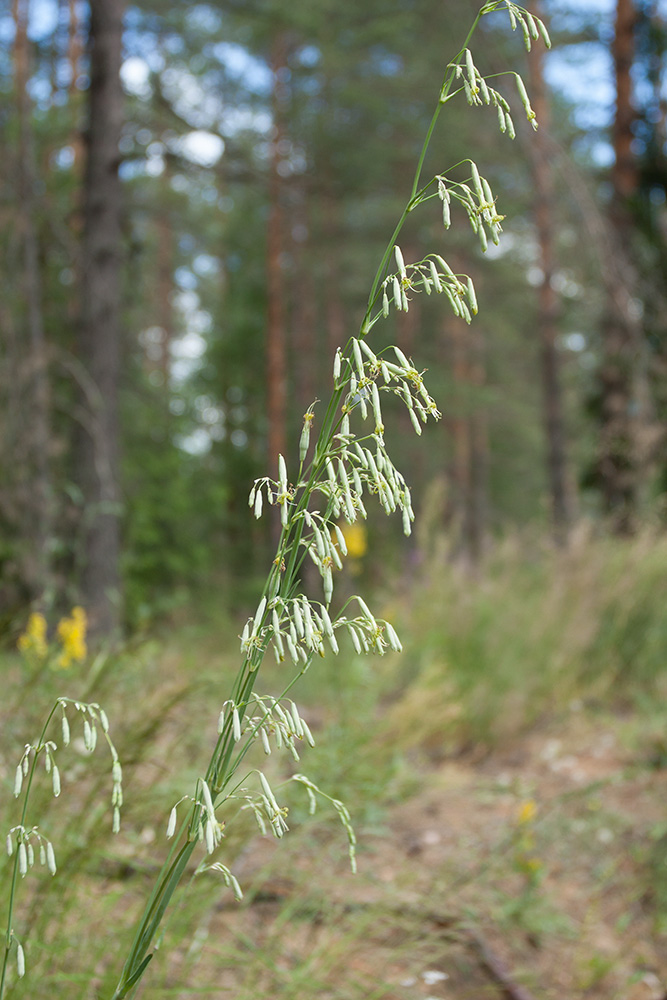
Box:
[340,522,367,560]
[55,606,87,669]
[17,612,48,660]
[517,799,537,825]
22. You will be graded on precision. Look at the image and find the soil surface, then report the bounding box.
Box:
[197,709,667,1000]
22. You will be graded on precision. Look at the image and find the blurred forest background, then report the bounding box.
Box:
[2,0,666,635]
[4,2,667,998]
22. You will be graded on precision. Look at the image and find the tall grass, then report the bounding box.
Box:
[387,525,667,753]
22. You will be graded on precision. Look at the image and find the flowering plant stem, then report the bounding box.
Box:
[2,697,119,999]
[0,708,55,999]
[110,4,550,996]
[1,4,550,997]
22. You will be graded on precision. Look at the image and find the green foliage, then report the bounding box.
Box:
[121,379,229,623]
[389,529,667,752]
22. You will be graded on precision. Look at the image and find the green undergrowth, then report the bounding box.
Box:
[3,527,667,996]
[385,526,667,754]
[0,609,408,997]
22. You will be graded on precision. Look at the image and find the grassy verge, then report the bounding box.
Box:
[2,528,667,997]
[0,605,407,997]
[387,526,667,754]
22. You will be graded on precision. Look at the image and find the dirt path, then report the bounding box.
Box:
[203,710,667,1000]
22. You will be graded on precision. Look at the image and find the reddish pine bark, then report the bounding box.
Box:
[599,0,642,533]
[322,191,346,364]
[291,186,318,414]
[612,0,639,202]
[75,0,125,635]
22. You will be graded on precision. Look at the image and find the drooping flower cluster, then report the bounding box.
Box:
[11,698,121,833]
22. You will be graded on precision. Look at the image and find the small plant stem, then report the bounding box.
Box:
[0,704,59,1000]
[364,9,484,314]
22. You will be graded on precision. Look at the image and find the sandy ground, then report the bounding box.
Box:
[188,709,667,1000]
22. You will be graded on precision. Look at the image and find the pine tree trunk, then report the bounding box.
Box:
[291,185,318,414]
[599,0,642,534]
[67,0,84,93]
[322,191,346,365]
[154,171,174,386]
[527,21,573,544]
[612,0,639,203]
[446,316,472,561]
[76,0,125,635]
[467,327,488,564]
[66,0,85,174]
[13,0,52,599]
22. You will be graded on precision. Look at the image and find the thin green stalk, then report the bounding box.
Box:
[107,3,545,995]
[2,3,550,994]
[108,335,352,999]
[364,9,485,315]
[1,702,59,999]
